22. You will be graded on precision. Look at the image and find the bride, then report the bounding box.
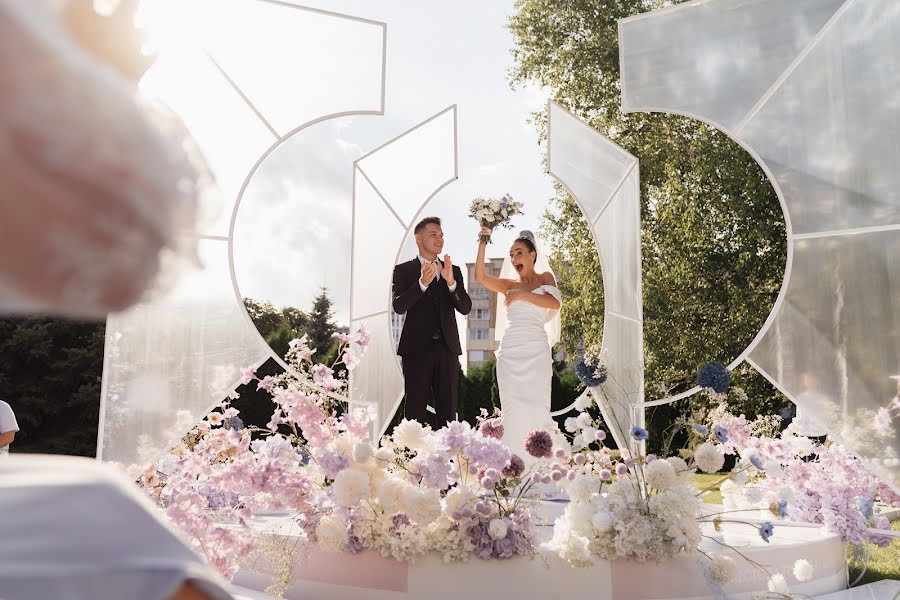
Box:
[474,226,562,460]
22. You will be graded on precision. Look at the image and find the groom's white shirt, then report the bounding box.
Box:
[417,255,457,293]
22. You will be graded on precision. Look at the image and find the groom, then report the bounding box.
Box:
[392,217,472,427]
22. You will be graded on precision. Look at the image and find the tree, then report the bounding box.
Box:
[0,316,105,456]
[509,0,789,444]
[307,287,338,361]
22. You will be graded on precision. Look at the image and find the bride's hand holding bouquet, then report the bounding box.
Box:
[469,194,523,244]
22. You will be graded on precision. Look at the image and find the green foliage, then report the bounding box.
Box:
[509,0,789,432]
[307,287,338,362]
[0,316,105,456]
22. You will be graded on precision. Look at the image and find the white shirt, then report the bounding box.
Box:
[417,255,457,293]
[0,400,19,455]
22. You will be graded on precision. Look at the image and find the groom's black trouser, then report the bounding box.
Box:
[401,338,458,428]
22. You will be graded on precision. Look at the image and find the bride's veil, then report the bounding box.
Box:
[494,230,561,348]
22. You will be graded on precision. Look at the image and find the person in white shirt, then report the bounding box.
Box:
[0,400,19,457]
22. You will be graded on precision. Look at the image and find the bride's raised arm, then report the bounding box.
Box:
[474,226,515,294]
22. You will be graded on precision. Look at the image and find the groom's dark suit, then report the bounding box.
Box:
[392,257,472,427]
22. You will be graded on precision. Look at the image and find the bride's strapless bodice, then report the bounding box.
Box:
[504,288,550,331]
[497,286,561,354]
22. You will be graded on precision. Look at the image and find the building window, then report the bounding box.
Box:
[470,328,489,341]
[469,350,485,363]
[472,308,489,320]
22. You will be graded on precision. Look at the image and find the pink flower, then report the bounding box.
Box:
[256,376,275,391]
[524,430,553,459]
[479,418,504,439]
[239,367,256,385]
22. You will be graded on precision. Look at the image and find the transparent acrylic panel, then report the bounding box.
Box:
[99,239,271,469]
[547,101,636,223]
[200,0,385,135]
[597,314,645,453]
[355,108,457,227]
[750,231,900,486]
[741,0,900,234]
[619,0,845,131]
[139,47,274,237]
[351,170,406,319]
[594,168,642,322]
[349,313,403,436]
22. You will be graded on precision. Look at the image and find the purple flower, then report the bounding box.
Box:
[615,463,629,476]
[692,423,709,436]
[524,430,553,459]
[345,534,363,554]
[503,454,525,478]
[857,498,874,520]
[748,453,765,470]
[777,500,788,518]
[759,522,774,543]
[392,513,411,529]
[463,436,512,471]
[479,418,504,440]
[599,469,612,480]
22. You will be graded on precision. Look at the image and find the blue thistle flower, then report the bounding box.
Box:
[575,358,607,387]
[759,522,774,543]
[697,361,732,394]
[223,416,244,431]
[713,425,729,444]
[630,426,649,441]
[691,423,709,436]
[777,500,788,518]
[857,497,874,520]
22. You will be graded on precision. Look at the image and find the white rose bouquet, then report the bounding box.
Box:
[469,194,524,244]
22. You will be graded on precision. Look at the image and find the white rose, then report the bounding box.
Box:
[315,516,348,552]
[488,518,508,540]
[352,442,373,463]
[331,469,371,507]
[694,442,725,473]
[490,200,501,212]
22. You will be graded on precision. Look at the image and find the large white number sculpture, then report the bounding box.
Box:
[620,0,900,488]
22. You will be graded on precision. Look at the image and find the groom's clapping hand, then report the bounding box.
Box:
[421,261,438,287]
[441,255,455,286]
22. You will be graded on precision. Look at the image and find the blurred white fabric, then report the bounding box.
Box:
[0,0,200,318]
[0,455,234,600]
[0,400,20,456]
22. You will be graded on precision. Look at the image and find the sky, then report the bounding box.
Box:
[138,0,558,330]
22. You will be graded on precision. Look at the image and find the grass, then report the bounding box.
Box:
[691,473,900,585]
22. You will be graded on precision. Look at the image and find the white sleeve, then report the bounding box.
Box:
[0,403,18,433]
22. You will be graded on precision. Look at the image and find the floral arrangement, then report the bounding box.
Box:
[574,342,607,388]
[696,361,732,395]
[469,194,524,244]
[688,394,900,548]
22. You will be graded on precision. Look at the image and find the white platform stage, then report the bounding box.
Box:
[233,503,848,600]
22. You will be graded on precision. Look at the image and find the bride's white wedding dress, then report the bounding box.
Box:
[497,285,562,460]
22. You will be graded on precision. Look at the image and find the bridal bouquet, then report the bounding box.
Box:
[469,194,524,244]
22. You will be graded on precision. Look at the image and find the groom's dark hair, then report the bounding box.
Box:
[414,216,441,234]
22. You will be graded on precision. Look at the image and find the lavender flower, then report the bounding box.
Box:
[857,497,874,520]
[777,500,788,518]
[748,453,765,470]
[524,430,553,459]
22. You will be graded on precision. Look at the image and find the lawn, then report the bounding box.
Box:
[691,474,900,585]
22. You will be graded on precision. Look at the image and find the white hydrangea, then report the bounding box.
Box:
[576,412,594,429]
[707,554,737,584]
[392,419,432,451]
[331,469,371,507]
[402,486,442,525]
[315,515,348,552]
[564,473,601,503]
[376,476,408,514]
[546,512,594,567]
[645,458,678,491]
[793,559,814,582]
[591,511,613,533]
[352,442,373,464]
[694,442,725,473]
[374,447,396,462]
[564,417,579,433]
[443,486,474,517]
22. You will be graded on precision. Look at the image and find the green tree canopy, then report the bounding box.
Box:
[509,0,789,430]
